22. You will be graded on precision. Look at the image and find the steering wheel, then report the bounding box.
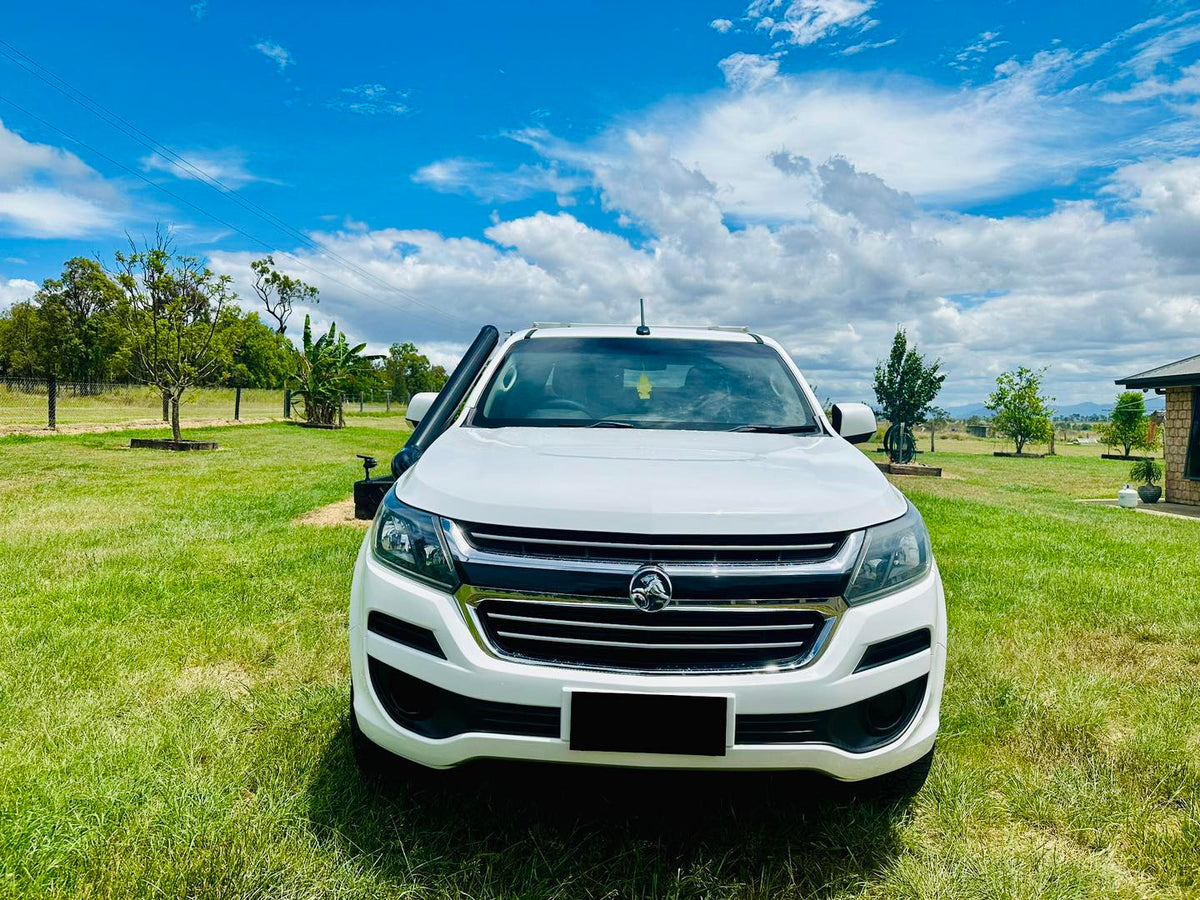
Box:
[543,398,591,415]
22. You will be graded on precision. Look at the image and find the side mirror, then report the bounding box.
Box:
[405,392,438,428]
[831,402,877,444]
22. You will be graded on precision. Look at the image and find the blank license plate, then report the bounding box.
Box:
[569,692,727,756]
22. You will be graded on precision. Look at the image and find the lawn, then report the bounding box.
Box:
[0,422,1197,899]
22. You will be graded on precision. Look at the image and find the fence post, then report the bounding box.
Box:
[359,393,364,413]
[234,387,242,421]
[385,390,391,412]
[47,374,57,430]
[283,389,292,419]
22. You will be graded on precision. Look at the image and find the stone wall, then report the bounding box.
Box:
[1164,387,1200,506]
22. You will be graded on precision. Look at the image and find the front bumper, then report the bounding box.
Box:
[349,536,947,780]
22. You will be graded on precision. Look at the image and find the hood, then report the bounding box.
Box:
[397,427,905,535]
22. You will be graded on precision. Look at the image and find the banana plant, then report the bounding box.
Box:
[290,315,380,427]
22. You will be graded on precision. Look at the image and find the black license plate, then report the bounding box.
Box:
[569,692,728,756]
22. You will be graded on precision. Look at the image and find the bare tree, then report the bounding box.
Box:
[113,230,234,442]
[250,255,318,336]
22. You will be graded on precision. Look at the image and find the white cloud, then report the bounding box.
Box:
[0,119,126,238]
[838,37,895,56]
[218,17,1200,404]
[718,52,780,90]
[952,30,1007,69]
[412,158,585,206]
[140,147,267,188]
[329,84,412,116]
[0,276,37,310]
[744,0,877,48]
[253,40,292,72]
[710,18,734,33]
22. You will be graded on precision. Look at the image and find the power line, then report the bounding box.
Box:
[0,92,466,334]
[0,41,477,330]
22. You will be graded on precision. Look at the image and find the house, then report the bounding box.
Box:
[1117,355,1200,506]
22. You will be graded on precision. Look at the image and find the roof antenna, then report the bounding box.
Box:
[636,298,650,335]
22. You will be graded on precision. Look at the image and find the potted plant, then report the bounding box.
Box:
[1129,457,1163,504]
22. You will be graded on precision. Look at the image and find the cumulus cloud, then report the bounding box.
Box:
[0,119,125,238]
[710,18,734,33]
[253,40,292,72]
[0,276,37,310]
[216,16,1200,404]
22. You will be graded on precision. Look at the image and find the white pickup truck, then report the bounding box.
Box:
[349,323,946,792]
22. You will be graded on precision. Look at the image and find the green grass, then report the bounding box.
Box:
[0,426,1197,898]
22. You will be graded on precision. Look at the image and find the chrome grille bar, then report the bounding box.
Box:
[495,631,812,651]
[469,531,837,553]
[487,612,815,632]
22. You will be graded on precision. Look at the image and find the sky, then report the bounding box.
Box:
[3,0,1200,405]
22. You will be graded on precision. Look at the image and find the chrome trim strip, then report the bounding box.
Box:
[494,631,812,651]
[443,520,865,577]
[487,612,815,632]
[466,531,837,553]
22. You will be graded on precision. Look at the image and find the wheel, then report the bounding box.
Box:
[883,424,916,464]
[349,686,405,781]
[848,745,935,803]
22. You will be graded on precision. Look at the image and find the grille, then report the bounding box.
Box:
[474,598,828,672]
[459,522,846,565]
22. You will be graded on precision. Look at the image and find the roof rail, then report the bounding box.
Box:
[528,322,752,332]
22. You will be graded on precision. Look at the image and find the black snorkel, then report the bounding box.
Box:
[391,325,500,478]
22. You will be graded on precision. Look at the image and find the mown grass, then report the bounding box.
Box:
[0,425,1197,899]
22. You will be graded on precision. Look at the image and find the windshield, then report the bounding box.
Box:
[472,337,820,431]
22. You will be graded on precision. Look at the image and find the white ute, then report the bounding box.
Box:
[350,323,946,792]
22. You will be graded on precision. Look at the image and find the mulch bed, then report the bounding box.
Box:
[875,461,942,477]
[130,438,219,451]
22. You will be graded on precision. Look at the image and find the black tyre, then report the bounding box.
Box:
[349,686,408,781]
[848,745,935,803]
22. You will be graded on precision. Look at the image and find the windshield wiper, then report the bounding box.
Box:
[588,420,639,428]
[728,424,822,434]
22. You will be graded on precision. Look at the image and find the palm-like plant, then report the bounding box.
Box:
[1129,456,1162,486]
[291,315,380,427]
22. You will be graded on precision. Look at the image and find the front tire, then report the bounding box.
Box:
[849,745,935,803]
[350,686,405,781]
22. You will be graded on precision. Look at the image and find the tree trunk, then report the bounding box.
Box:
[930,425,935,453]
[171,394,182,442]
[162,389,170,422]
[1016,436,1025,454]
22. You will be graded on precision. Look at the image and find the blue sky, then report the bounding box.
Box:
[3,1,1200,403]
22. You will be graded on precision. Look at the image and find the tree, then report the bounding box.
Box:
[873,328,945,429]
[385,341,445,401]
[927,406,950,453]
[1097,391,1159,458]
[986,366,1055,454]
[113,232,234,441]
[251,255,318,336]
[0,259,124,382]
[208,306,297,387]
[291,315,380,427]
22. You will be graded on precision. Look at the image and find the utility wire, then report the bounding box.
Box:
[0,40,476,330]
[0,92,464,333]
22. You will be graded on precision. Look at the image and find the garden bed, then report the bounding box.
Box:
[875,461,942,476]
[129,438,218,451]
[993,451,1045,458]
[1100,453,1152,461]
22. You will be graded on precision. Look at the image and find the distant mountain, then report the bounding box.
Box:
[941,396,1164,420]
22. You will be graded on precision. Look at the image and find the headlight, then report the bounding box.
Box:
[845,503,932,604]
[373,494,458,590]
